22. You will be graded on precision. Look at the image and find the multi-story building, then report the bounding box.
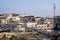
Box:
[0,16,7,24]
[15,22,25,32]
[0,13,20,24]
[27,22,37,28]
[5,13,20,24]
[0,24,17,32]
[37,24,48,30]
[37,24,52,32]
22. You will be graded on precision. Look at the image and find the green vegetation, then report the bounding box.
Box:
[10,35,18,40]
[1,34,10,40]
[19,37,27,40]
[0,34,27,40]
[10,35,27,40]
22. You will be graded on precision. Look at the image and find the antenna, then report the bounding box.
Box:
[53,3,56,25]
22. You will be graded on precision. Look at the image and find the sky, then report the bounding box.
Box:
[0,0,60,17]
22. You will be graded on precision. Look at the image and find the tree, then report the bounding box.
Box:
[10,35,27,40]
[19,37,27,40]
[1,34,10,40]
[10,35,18,40]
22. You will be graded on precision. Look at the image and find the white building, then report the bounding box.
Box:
[6,14,20,24]
[37,24,48,30]
[0,16,8,24]
[37,24,52,32]
[15,22,25,32]
[0,13,20,24]
[27,22,37,28]
[1,18,7,24]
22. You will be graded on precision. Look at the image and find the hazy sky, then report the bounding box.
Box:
[0,0,60,17]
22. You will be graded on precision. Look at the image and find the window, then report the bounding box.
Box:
[44,26,46,27]
[7,34,10,36]
[39,26,40,27]
[0,35,1,37]
[42,26,43,27]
